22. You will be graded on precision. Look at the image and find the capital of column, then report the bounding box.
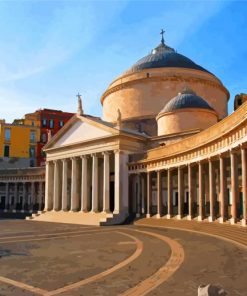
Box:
[62,158,68,163]
[80,155,89,159]
[102,151,111,156]
[91,153,98,158]
[114,149,123,155]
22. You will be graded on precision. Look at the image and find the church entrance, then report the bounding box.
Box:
[0,196,5,210]
[110,181,114,212]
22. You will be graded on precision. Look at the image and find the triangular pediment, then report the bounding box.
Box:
[46,115,117,149]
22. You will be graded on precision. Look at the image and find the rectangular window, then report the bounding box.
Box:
[49,119,54,129]
[31,121,35,126]
[42,118,47,127]
[29,146,35,158]
[4,128,11,141]
[41,133,47,143]
[30,131,36,143]
[59,120,64,127]
[4,145,9,157]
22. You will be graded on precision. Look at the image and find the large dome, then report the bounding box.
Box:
[125,42,211,75]
[101,35,229,127]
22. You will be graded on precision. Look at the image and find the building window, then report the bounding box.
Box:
[4,128,11,141]
[30,131,36,143]
[29,146,35,158]
[42,119,47,127]
[30,159,35,167]
[41,133,47,143]
[49,119,54,129]
[31,121,35,126]
[59,120,64,127]
[4,145,10,157]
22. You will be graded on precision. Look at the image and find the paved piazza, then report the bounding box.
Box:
[0,221,246,296]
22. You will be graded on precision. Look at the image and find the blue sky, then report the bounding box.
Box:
[0,0,246,122]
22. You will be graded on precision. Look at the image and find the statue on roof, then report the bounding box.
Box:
[77,92,84,115]
[116,109,122,129]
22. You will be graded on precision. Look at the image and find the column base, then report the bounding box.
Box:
[176,214,182,220]
[146,213,151,218]
[197,215,203,221]
[136,213,141,218]
[21,210,24,213]
[208,216,214,222]
[12,209,16,213]
[166,214,172,219]
[230,217,237,225]
[219,217,225,223]
[3,209,8,213]
[113,211,119,215]
[241,219,247,226]
[187,215,192,221]
[90,210,99,214]
[156,214,161,219]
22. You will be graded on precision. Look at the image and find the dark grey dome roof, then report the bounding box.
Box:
[160,89,214,114]
[125,42,211,75]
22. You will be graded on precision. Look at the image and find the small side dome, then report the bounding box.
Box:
[157,88,218,137]
[159,88,214,115]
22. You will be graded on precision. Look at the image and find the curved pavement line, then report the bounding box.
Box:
[0,275,47,295]
[120,228,185,296]
[0,227,95,241]
[136,223,247,251]
[43,230,143,296]
[0,228,109,245]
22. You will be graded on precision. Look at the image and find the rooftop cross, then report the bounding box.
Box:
[160,29,165,44]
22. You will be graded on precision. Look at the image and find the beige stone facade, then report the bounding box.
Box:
[30,38,246,226]
[0,167,45,213]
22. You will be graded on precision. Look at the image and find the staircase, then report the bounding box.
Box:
[135,218,247,248]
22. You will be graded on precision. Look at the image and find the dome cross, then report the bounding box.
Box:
[160,29,165,44]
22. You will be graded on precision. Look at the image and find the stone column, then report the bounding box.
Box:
[114,150,129,215]
[38,182,43,211]
[156,170,161,218]
[53,161,60,211]
[44,161,54,211]
[91,154,99,213]
[141,174,145,214]
[102,152,110,213]
[177,166,183,219]
[136,173,141,217]
[4,183,9,212]
[81,156,88,212]
[219,155,226,223]
[71,157,80,211]
[198,161,204,221]
[30,182,35,212]
[188,164,193,220]
[22,182,26,212]
[208,158,215,222]
[146,171,151,218]
[13,183,18,212]
[230,150,238,224]
[167,168,172,219]
[61,159,68,211]
[241,147,247,226]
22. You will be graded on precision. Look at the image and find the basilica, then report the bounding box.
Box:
[31,33,247,226]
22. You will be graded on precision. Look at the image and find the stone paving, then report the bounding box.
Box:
[0,220,246,295]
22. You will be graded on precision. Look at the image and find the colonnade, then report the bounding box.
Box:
[44,150,128,215]
[130,147,247,226]
[0,181,45,212]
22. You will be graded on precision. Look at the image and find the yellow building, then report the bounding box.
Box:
[0,118,39,168]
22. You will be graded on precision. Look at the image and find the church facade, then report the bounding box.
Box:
[31,35,247,226]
